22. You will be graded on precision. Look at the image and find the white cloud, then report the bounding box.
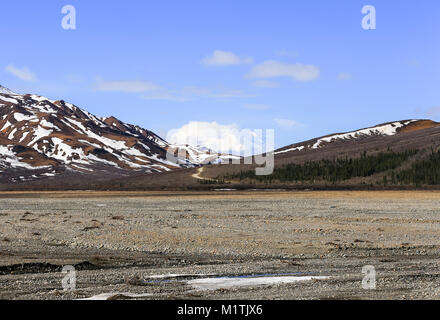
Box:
[251,80,280,88]
[182,86,253,99]
[167,121,261,156]
[141,86,253,103]
[209,90,251,98]
[247,60,320,82]
[201,50,253,66]
[274,118,303,129]
[143,92,191,102]
[337,72,352,81]
[244,103,271,110]
[5,65,37,82]
[93,78,160,93]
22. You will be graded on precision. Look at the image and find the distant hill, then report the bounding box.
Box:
[98,119,440,191]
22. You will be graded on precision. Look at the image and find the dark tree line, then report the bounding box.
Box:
[225,149,419,184]
[391,149,440,185]
[199,178,225,184]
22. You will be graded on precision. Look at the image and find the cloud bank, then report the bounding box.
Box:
[93,78,160,93]
[167,121,262,156]
[5,65,37,82]
[247,60,320,82]
[201,50,253,66]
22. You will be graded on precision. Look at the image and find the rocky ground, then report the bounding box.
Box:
[0,190,440,300]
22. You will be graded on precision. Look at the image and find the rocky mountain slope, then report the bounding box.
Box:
[0,86,238,184]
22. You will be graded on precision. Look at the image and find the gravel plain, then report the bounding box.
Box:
[1,190,440,300]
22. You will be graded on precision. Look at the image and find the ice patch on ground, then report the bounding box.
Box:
[187,275,330,291]
[146,273,212,279]
[79,292,152,300]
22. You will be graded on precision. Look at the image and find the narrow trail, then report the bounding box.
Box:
[191,167,210,181]
[191,166,232,184]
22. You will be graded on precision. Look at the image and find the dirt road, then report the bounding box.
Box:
[191,167,210,181]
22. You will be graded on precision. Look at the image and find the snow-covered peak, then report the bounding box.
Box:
[0,84,242,184]
[0,87,192,181]
[168,144,241,165]
[0,85,18,95]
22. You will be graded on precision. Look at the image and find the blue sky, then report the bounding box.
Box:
[0,0,439,151]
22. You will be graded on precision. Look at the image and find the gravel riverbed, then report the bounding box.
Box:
[0,191,439,300]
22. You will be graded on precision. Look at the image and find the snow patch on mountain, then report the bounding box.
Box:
[0,85,17,95]
[168,144,241,165]
[0,145,48,170]
[274,146,304,155]
[274,120,419,156]
[310,121,417,149]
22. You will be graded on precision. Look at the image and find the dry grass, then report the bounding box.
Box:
[399,120,440,134]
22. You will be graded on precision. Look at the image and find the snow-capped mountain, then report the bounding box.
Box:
[2,84,437,187]
[0,85,237,183]
[0,85,16,95]
[273,120,438,156]
[167,144,241,165]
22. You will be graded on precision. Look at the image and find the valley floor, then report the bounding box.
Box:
[0,191,440,299]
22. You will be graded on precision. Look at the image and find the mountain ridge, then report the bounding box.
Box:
[2,85,440,189]
[273,119,439,156]
[0,85,238,184]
